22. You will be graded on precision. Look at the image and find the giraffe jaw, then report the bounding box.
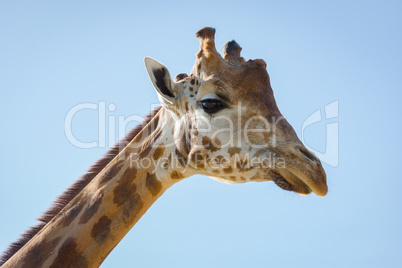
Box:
[272,171,311,195]
[272,168,327,197]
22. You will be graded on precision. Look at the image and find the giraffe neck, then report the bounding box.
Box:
[3,108,188,268]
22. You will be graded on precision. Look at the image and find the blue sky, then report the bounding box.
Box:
[0,1,401,267]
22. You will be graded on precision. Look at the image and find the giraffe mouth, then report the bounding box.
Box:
[272,170,313,195]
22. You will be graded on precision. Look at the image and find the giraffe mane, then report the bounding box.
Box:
[0,107,161,266]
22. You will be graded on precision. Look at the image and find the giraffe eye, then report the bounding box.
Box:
[200,99,225,114]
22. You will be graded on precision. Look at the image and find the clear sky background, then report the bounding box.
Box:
[0,1,401,267]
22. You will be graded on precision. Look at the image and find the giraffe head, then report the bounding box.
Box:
[145,27,327,196]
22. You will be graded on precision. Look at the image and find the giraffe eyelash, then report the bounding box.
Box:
[199,99,227,114]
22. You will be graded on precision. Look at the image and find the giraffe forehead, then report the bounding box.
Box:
[194,81,230,101]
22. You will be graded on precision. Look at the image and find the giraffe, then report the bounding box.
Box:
[0,27,327,267]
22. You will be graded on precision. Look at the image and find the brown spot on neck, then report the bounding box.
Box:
[49,238,88,268]
[213,155,226,165]
[237,158,251,171]
[228,147,241,157]
[79,196,103,224]
[59,200,85,227]
[99,161,124,185]
[202,136,221,152]
[17,237,61,268]
[162,153,172,170]
[91,215,112,243]
[153,146,165,160]
[113,168,137,206]
[121,192,143,226]
[145,173,162,196]
[223,166,233,174]
[170,171,184,180]
[190,150,205,169]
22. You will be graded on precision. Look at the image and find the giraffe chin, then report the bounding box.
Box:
[272,170,313,196]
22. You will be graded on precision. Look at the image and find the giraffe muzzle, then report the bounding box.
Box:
[270,147,328,197]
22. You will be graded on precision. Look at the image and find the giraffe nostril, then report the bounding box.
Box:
[299,147,318,162]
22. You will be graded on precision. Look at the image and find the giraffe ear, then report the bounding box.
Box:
[144,57,177,106]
